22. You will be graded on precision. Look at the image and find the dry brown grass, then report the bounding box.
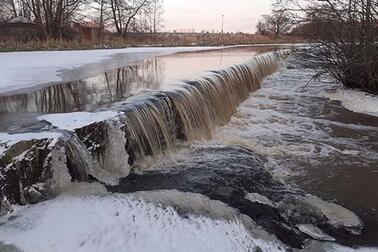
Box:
[0,32,302,52]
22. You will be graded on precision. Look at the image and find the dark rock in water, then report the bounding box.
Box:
[0,198,12,216]
[110,145,307,247]
[0,138,72,212]
[0,242,22,252]
[278,195,363,238]
[109,145,363,248]
[286,64,296,70]
[0,119,134,214]
[1,139,61,206]
[75,120,130,178]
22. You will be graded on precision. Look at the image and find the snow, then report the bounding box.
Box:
[245,193,277,208]
[0,47,221,95]
[0,132,61,143]
[0,192,284,252]
[0,190,375,252]
[37,111,121,131]
[325,88,378,117]
[0,132,62,156]
[301,195,362,231]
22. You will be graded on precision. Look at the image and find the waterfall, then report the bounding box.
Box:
[113,51,288,164]
[0,51,288,209]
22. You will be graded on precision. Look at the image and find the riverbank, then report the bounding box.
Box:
[0,32,302,52]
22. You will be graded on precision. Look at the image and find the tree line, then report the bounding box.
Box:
[0,0,164,38]
[257,0,378,94]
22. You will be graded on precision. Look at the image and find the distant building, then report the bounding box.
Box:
[69,22,101,41]
[0,16,39,41]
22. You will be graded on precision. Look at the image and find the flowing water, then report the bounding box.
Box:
[0,46,377,251]
[207,59,378,247]
[0,46,276,114]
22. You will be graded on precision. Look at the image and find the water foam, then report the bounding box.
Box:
[0,191,285,252]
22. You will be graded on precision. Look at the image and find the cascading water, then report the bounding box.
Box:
[0,50,288,212]
[116,51,287,164]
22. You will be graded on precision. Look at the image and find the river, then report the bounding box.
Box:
[0,46,377,252]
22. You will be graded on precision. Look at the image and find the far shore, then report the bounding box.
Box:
[0,32,304,53]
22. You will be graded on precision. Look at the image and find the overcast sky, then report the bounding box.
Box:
[163,0,274,33]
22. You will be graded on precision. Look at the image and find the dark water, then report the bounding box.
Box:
[208,61,378,247]
[290,102,378,246]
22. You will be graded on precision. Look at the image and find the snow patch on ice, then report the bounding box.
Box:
[326,88,378,117]
[0,47,221,95]
[37,111,120,131]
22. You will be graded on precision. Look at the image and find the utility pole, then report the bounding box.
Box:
[221,15,224,34]
[221,14,224,45]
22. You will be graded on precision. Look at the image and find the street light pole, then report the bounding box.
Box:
[221,15,224,46]
[221,15,224,34]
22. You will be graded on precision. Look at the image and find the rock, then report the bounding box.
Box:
[0,132,112,213]
[245,193,277,208]
[24,184,47,204]
[75,120,130,180]
[0,242,22,252]
[254,247,263,252]
[297,224,335,241]
[109,145,309,248]
[0,198,12,216]
[0,138,71,207]
[0,118,133,215]
[278,195,363,236]
[110,145,364,248]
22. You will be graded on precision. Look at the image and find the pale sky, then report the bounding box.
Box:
[163,0,274,33]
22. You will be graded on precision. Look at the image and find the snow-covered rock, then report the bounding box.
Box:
[0,137,70,214]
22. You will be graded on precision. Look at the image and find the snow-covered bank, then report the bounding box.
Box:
[325,89,378,117]
[0,47,220,95]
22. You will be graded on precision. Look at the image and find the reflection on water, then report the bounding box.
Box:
[0,58,164,113]
[0,46,278,113]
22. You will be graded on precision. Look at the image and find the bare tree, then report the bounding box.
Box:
[110,0,149,36]
[14,0,86,38]
[256,20,269,36]
[0,0,19,21]
[91,0,112,37]
[276,0,378,94]
[151,0,163,33]
[130,0,163,33]
[256,10,292,38]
